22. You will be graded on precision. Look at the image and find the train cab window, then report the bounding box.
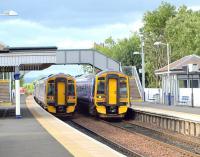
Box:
[48,83,55,96]
[97,81,105,94]
[120,80,127,98]
[68,84,75,96]
[98,77,105,80]
[68,80,74,84]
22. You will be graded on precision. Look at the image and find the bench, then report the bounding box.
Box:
[179,96,190,105]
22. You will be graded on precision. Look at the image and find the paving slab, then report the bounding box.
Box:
[0,95,73,157]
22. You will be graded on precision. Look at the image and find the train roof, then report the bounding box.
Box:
[96,70,125,76]
[35,73,75,83]
[76,70,126,80]
[47,73,74,79]
[75,74,95,80]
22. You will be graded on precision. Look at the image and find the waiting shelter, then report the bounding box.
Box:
[155,54,200,107]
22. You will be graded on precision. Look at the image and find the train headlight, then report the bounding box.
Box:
[97,95,105,98]
[47,96,55,103]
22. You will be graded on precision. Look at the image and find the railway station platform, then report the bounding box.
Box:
[0,95,124,157]
[131,102,200,122]
[130,102,200,137]
[0,97,73,157]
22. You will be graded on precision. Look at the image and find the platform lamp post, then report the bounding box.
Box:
[132,34,145,101]
[154,41,171,106]
[0,10,18,82]
[14,68,21,118]
[133,51,145,101]
[0,10,20,118]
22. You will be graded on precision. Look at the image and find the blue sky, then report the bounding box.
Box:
[0,0,199,81]
[1,0,199,49]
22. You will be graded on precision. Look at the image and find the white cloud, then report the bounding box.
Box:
[188,6,200,11]
[0,18,143,49]
[56,39,94,49]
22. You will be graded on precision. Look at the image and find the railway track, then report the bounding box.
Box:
[66,119,143,157]
[128,120,200,154]
[64,114,200,157]
[102,119,200,156]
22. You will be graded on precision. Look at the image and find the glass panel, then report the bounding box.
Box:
[98,77,105,80]
[68,84,75,96]
[48,83,55,96]
[179,80,187,88]
[68,80,74,83]
[190,80,199,88]
[120,82,127,98]
[97,81,105,94]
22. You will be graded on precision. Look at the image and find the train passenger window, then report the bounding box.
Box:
[48,83,55,96]
[97,81,105,94]
[68,84,75,96]
[120,82,127,97]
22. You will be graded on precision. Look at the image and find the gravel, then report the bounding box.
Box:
[72,116,199,157]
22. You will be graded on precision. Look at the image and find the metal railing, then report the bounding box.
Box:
[122,66,143,100]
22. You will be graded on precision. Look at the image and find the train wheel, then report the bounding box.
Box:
[89,103,96,117]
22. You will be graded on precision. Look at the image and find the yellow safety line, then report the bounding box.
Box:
[0,80,9,83]
[26,96,122,157]
[131,99,143,102]
[0,102,13,106]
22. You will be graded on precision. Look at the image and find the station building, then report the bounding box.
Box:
[155,54,200,107]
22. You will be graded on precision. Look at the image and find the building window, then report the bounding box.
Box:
[190,80,199,88]
[179,80,187,88]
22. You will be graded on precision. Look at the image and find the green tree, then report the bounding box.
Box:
[20,74,25,87]
[94,34,141,67]
[142,2,176,87]
[94,2,200,88]
[165,6,200,59]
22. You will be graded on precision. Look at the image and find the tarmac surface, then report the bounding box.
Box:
[0,95,73,157]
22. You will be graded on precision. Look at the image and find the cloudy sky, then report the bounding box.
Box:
[0,0,199,49]
[0,0,199,80]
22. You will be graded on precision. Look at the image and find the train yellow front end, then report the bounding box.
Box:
[34,73,77,116]
[94,71,130,118]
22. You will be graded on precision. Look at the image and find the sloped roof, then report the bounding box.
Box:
[155,54,200,74]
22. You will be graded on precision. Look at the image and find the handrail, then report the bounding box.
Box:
[122,66,143,100]
[132,66,143,99]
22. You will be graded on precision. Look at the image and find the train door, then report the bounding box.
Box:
[57,82,65,105]
[108,78,117,105]
[55,78,67,106]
